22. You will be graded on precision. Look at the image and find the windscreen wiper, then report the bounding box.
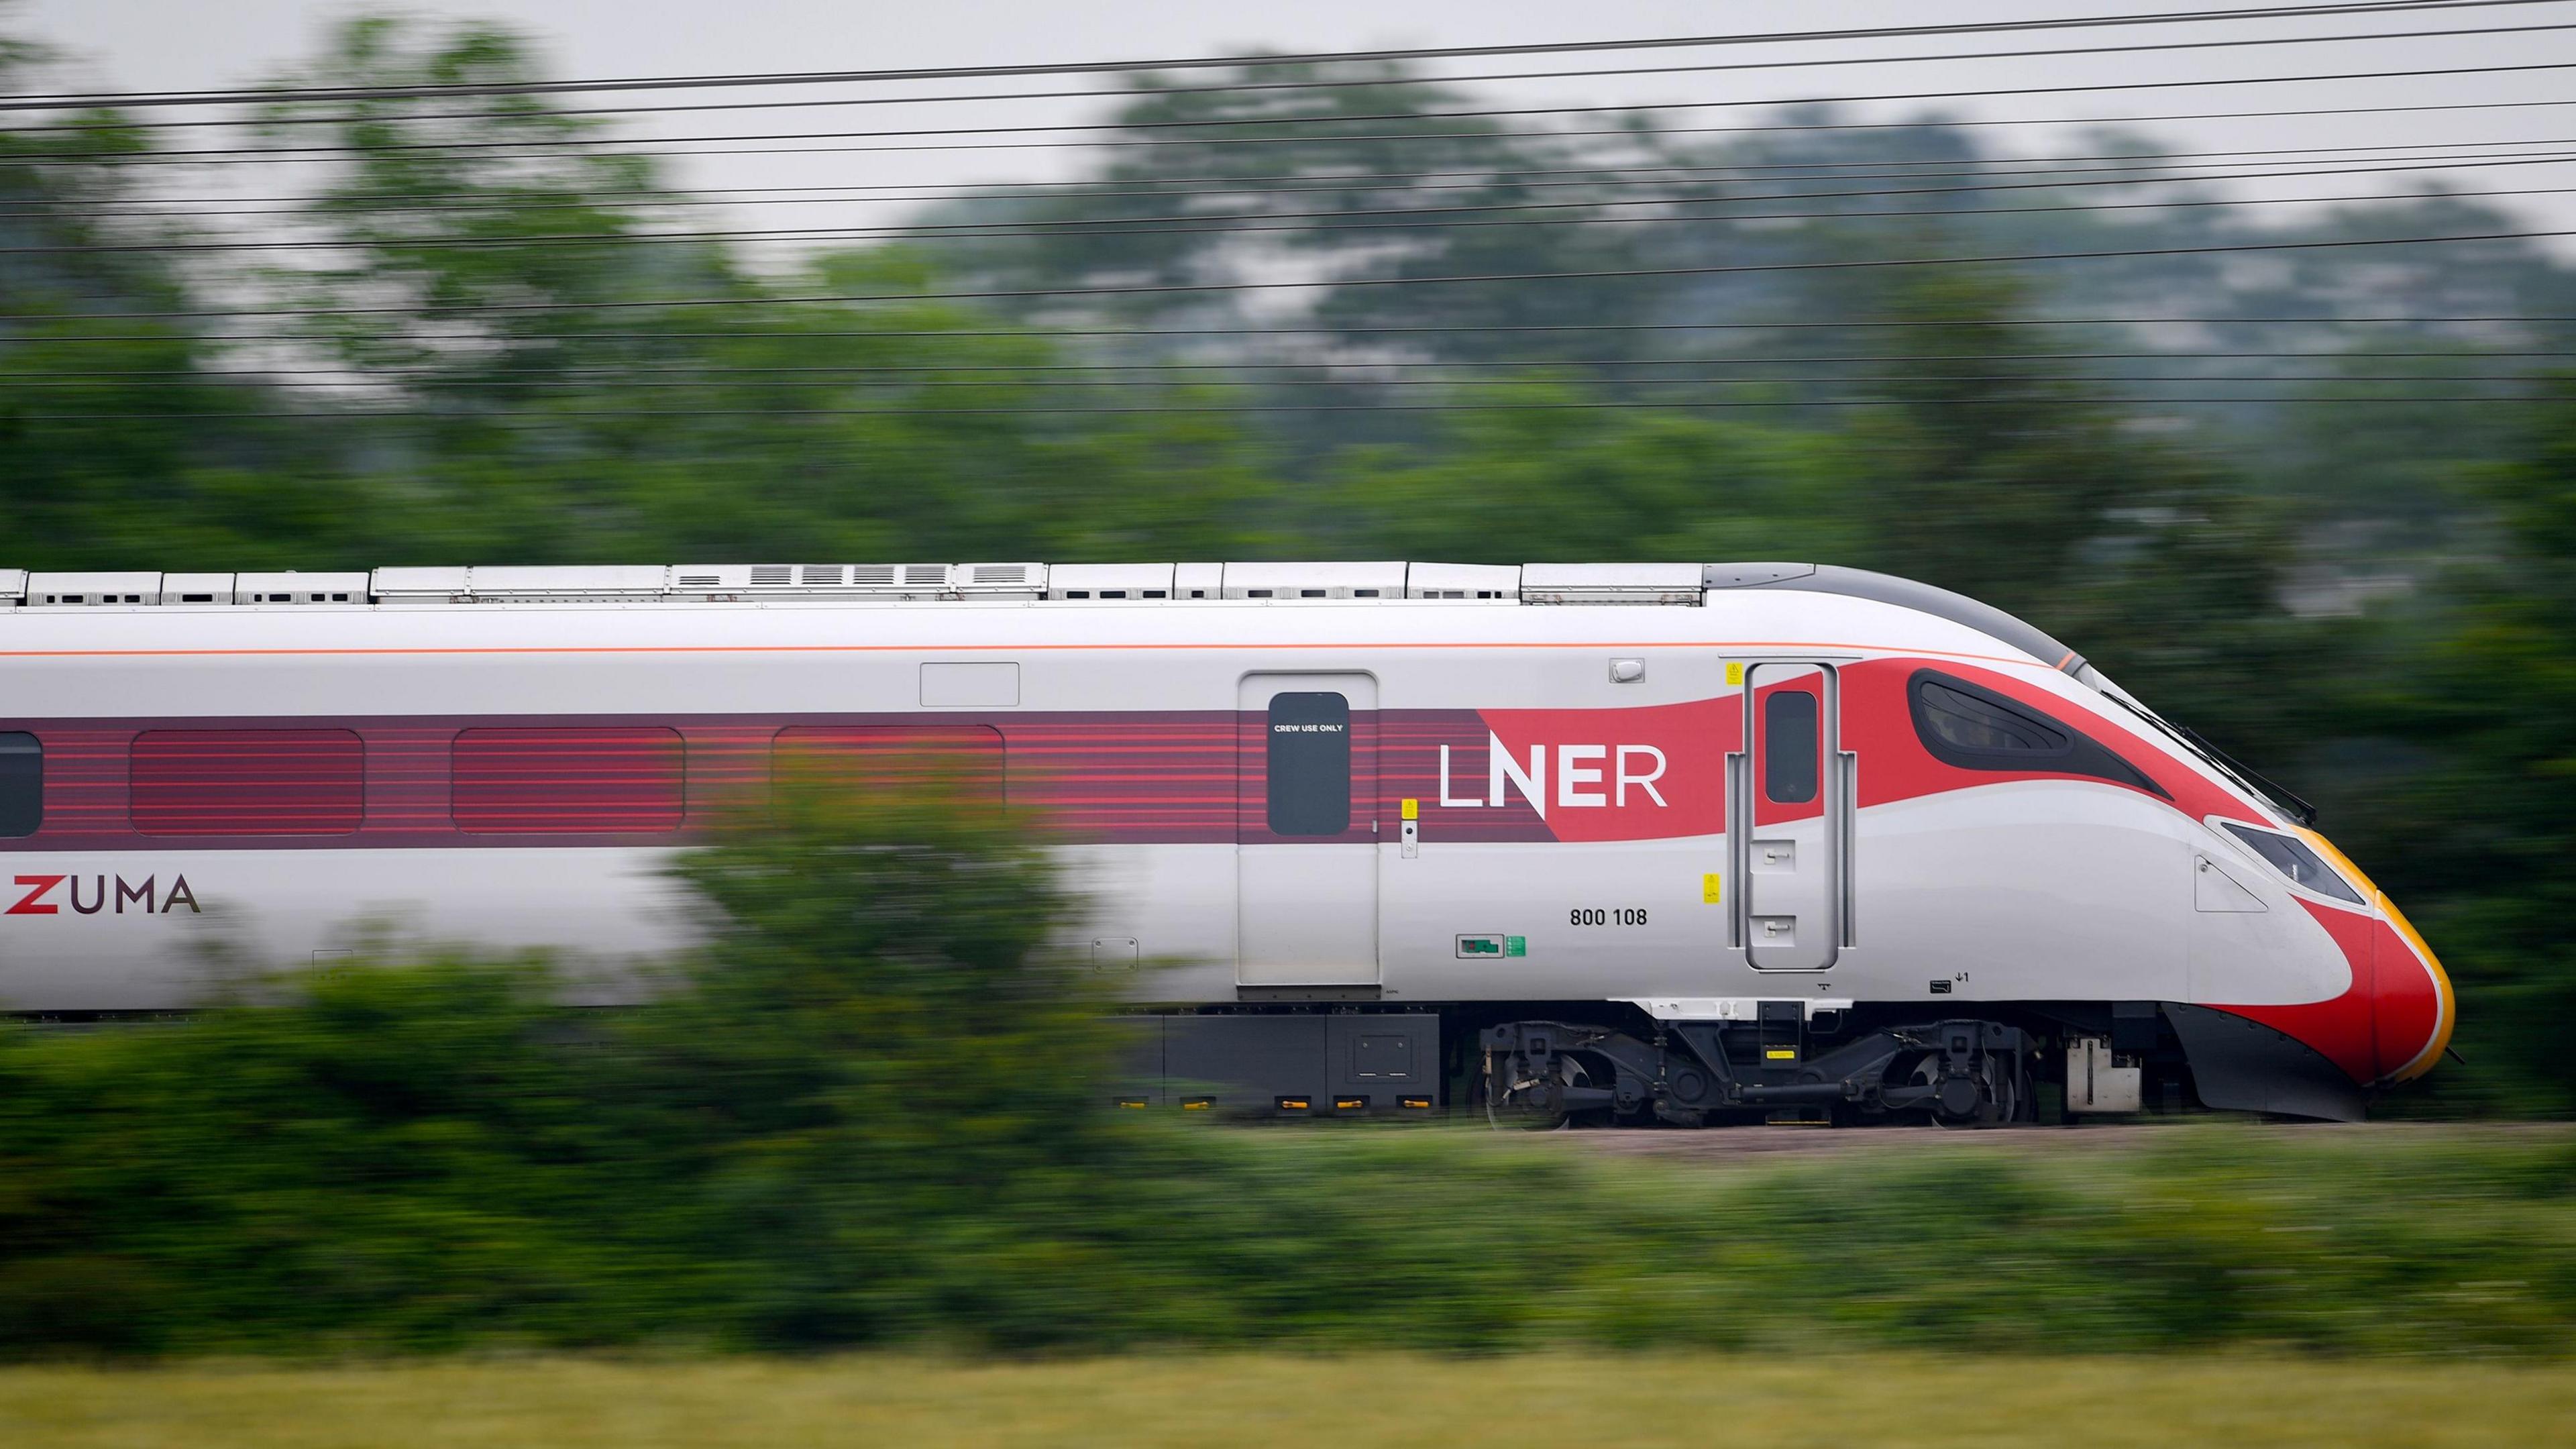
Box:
[2174,724,2319,827]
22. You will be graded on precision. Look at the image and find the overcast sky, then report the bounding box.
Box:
[13,1,2571,245]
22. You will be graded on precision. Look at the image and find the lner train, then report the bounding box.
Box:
[0,560,2451,1125]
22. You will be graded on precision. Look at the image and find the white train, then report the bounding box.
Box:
[0,559,2451,1124]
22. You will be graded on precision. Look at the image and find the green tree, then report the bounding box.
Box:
[2332,376,2576,1114]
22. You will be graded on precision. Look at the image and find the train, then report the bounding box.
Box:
[0,559,2452,1125]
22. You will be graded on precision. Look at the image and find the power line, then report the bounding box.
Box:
[3,18,2570,168]
[35,63,2576,168]
[20,60,2572,146]
[22,180,2573,257]
[20,101,2576,170]
[16,65,2575,143]
[25,227,2571,323]
[35,91,2576,166]
[3,1,2543,111]
[30,99,2576,213]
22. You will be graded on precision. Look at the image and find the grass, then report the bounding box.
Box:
[4,1354,2573,1448]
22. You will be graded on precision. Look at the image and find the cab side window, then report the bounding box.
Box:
[1916,679,2068,757]
[1906,669,2167,797]
[0,732,37,837]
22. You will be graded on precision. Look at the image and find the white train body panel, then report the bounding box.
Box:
[0,562,2452,1098]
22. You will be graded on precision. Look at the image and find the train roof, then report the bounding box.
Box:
[0,560,2084,675]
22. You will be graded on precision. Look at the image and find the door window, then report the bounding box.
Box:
[1267,692,1350,836]
[1763,690,1819,804]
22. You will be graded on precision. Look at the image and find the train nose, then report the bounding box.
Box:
[2297,828,2456,1083]
[2366,888,2455,1083]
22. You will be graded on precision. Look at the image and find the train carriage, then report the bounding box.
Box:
[0,559,2453,1124]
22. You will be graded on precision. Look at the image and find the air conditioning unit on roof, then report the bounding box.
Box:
[1519,563,1703,606]
[1047,564,1171,600]
[1407,562,1520,600]
[25,572,162,606]
[1220,561,1406,600]
[955,562,1046,598]
[236,571,369,604]
[162,573,236,605]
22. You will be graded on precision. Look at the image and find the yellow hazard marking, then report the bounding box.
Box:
[1765,1048,1799,1061]
[1725,661,1745,686]
[1401,797,1419,820]
[1703,873,1724,904]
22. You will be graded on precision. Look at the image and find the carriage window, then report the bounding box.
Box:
[1917,678,2069,756]
[1267,692,1350,836]
[131,729,364,835]
[1763,690,1819,804]
[772,725,1004,802]
[452,727,685,833]
[2222,823,2365,905]
[0,733,38,837]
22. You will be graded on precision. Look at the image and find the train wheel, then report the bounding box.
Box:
[1477,1052,1595,1130]
[1911,1051,2025,1128]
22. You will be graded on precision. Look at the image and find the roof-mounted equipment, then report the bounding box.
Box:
[1519,563,1703,606]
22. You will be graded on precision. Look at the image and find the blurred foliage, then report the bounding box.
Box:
[0,772,2572,1359]
[4,13,2576,1112]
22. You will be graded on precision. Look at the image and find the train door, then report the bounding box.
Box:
[1737,663,1848,971]
[1236,673,1380,986]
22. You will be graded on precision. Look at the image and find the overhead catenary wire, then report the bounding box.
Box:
[13,62,2575,142]
[7,19,2574,168]
[18,60,2573,152]
[34,91,2576,167]
[2,1,2548,111]
[25,227,2572,323]
[24,89,2576,171]
[23,92,2576,170]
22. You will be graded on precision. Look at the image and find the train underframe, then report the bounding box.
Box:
[1124,997,2370,1126]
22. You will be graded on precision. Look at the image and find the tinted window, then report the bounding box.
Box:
[1764,690,1819,804]
[772,725,1004,802]
[131,729,364,835]
[1267,692,1350,836]
[2222,822,2365,905]
[453,728,685,833]
[1906,669,2169,798]
[0,733,37,837]
[1918,680,2068,755]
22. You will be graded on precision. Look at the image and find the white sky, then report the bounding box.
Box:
[13,1,2574,250]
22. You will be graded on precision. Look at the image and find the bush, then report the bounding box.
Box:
[1,777,2571,1358]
